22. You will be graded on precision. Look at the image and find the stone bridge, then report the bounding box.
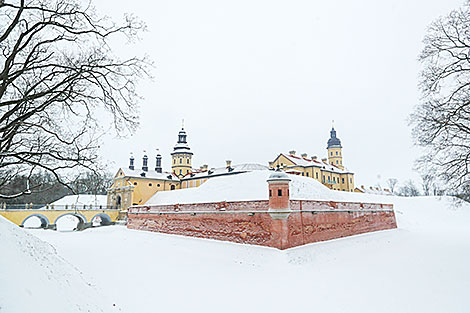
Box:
[0,207,122,230]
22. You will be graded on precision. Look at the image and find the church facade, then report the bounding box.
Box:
[107,125,355,210]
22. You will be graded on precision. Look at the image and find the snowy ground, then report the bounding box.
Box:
[20,195,470,313]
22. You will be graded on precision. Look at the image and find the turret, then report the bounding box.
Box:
[155,151,162,173]
[129,153,135,170]
[142,153,148,172]
[267,169,291,220]
[327,125,344,169]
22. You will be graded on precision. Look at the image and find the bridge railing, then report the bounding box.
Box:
[0,203,120,211]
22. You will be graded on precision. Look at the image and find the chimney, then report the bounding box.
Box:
[311,156,317,161]
[142,153,148,172]
[361,185,365,189]
[301,153,308,158]
[289,150,296,156]
[201,164,208,171]
[226,160,232,169]
[129,153,135,170]
[268,161,274,168]
[155,152,162,173]
[321,158,327,163]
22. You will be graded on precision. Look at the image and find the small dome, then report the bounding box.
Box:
[327,127,342,148]
[267,170,291,182]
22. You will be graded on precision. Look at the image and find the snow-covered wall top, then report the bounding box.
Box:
[146,171,393,205]
[50,195,107,206]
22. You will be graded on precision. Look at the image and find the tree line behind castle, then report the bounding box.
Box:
[1,126,446,207]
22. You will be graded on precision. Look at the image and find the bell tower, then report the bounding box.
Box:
[171,122,193,178]
[327,123,344,169]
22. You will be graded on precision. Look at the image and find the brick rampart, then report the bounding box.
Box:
[127,200,397,249]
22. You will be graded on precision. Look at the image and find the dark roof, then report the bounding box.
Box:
[327,127,342,148]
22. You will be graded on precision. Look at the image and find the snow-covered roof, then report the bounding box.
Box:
[183,163,268,180]
[146,170,348,205]
[281,153,352,174]
[120,167,177,181]
[49,195,107,206]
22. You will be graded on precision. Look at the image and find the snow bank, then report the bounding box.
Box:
[0,216,115,313]
[147,170,362,205]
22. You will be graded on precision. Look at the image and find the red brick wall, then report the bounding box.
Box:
[127,200,397,249]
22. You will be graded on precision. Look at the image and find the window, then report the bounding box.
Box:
[179,169,182,175]
[187,159,189,164]
[180,159,182,164]
[302,173,304,176]
[316,173,319,179]
[149,183,152,186]
[342,178,345,184]
[173,159,175,164]
[336,151,338,155]
[269,190,272,197]
[278,189,282,196]
[331,152,333,156]
[350,178,352,183]
[157,184,160,187]
[133,182,137,185]
[306,172,309,177]
[336,160,338,164]
[333,177,336,183]
[170,185,176,190]
[187,170,189,174]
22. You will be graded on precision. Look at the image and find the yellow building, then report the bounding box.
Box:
[107,151,180,209]
[108,125,356,210]
[270,127,355,192]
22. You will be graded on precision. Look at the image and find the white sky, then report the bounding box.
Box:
[94,0,463,187]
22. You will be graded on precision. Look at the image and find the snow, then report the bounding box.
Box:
[0,216,115,313]
[49,194,107,207]
[147,170,356,205]
[24,195,470,313]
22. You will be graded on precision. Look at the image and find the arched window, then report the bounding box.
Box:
[180,158,182,164]
[170,185,175,190]
[149,183,152,187]
[336,151,338,155]
[187,159,189,164]
[133,182,137,185]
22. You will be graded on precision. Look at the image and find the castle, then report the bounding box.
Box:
[107,125,355,210]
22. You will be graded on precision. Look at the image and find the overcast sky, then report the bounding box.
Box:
[94,0,462,187]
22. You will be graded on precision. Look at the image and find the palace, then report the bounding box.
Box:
[107,125,355,209]
[269,127,355,192]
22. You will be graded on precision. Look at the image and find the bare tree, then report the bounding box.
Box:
[0,0,149,198]
[411,1,470,200]
[397,180,421,197]
[386,178,398,194]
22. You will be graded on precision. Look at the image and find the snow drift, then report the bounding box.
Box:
[146,170,349,205]
[0,216,115,313]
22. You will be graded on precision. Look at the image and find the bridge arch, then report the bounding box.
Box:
[91,213,113,226]
[21,214,50,228]
[54,213,88,231]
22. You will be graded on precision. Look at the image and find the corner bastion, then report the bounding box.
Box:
[127,171,397,250]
